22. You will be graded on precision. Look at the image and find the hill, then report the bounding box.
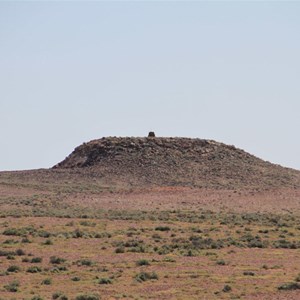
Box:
[53,136,300,190]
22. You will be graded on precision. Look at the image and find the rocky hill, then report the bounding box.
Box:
[53,136,300,190]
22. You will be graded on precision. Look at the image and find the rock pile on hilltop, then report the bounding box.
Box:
[53,136,300,189]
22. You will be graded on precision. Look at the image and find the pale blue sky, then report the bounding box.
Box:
[1,1,300,171]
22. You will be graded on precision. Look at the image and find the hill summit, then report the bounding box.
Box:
[54,135,300,189]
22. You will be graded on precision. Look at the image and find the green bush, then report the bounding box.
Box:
[155,226,170,231]
[3,239,18,244]
[136,259,150,266]
[243,271,255,276]
[278,282,300,290]
[98,277,112,284]
[15,248,26,256]
[7,265,20,272]
[79,221,96,227]
[38,230,51,238]
[31,257,42,263]
[0,250,15,257]
[52,292,68,300]
[77,259,93,266]
[71,276,80,281]
[3,228,20,236]
[222,285,232,292]
[4,280,19,292]
[21,237,31,243]
[43,239,53,245]
[50,256,66,264]
[216,259,226,266]
[22,257,30,262]
[27,266,42,273]
[135,271,158,282]
[115,247,125,253]
[3,226,35,236]
[75,294,100,300]
[42,278,52,285]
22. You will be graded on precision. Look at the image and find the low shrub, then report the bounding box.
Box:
[4,280,19,292]
[21,237,31,243]
[15,248,26,256]
[136,259,150,266]
[222,285,232,292]
[7,265,20,273]
[243,271,255,276]
[3,239,18,244]
[98,277,112,284]
[75,294,100,300]
[115,247,125,253]
[135,271,158,282]
[31,257,43,263]
[0,250,15,257]
[42,278,52,285]
[71,276,80,281]
[52,292,68,300]
[27,266,42,273]
[50,256,66,264]
[22,257,30,262]
[278,282,300,290]
[216,259,226,266]
[77,259,93,266]
[43,239,53,245]
[155,226,170,231]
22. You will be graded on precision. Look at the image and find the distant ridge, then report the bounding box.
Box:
[53,136,300,190]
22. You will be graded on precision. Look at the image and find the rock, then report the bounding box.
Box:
[148,132,155,137]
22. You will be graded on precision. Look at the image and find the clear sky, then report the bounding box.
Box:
[1,1,300,171]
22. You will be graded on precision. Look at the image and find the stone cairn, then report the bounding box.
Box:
[148,131,156,137]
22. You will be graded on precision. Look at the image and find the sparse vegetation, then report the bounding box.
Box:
[135,271,159,282]
[1,141,300,299]
[77,259,93,266]
[7,265,20,272]
[98,277,112,284]
[75,294,100,300]
[155,226,170,231]
[27,266,42,273]
[31,256,42,263]
[243,271,255,276]
[42,278,52,285]
[50,256,66,264]
[136,259,150,266]
[222,285,232,292]
[71,276,80,281]
[278,282,300,290]
[4,280,20,292]
[31,296,44,300]
[52,292,68,300]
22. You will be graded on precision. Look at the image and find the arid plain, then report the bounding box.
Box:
[1,137,300,300]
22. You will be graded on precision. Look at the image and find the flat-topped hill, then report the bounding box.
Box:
[53,136,300,190]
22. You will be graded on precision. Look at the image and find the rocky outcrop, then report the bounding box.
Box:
[53,137,300,189]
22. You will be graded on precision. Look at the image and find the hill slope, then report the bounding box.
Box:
[53,136,300,190]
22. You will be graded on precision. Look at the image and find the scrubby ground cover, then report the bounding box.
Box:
[1,209,300,299]
[1,168,300,299]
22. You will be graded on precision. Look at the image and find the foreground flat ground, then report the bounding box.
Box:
[1,209,300,299]
[1,171,300,299]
